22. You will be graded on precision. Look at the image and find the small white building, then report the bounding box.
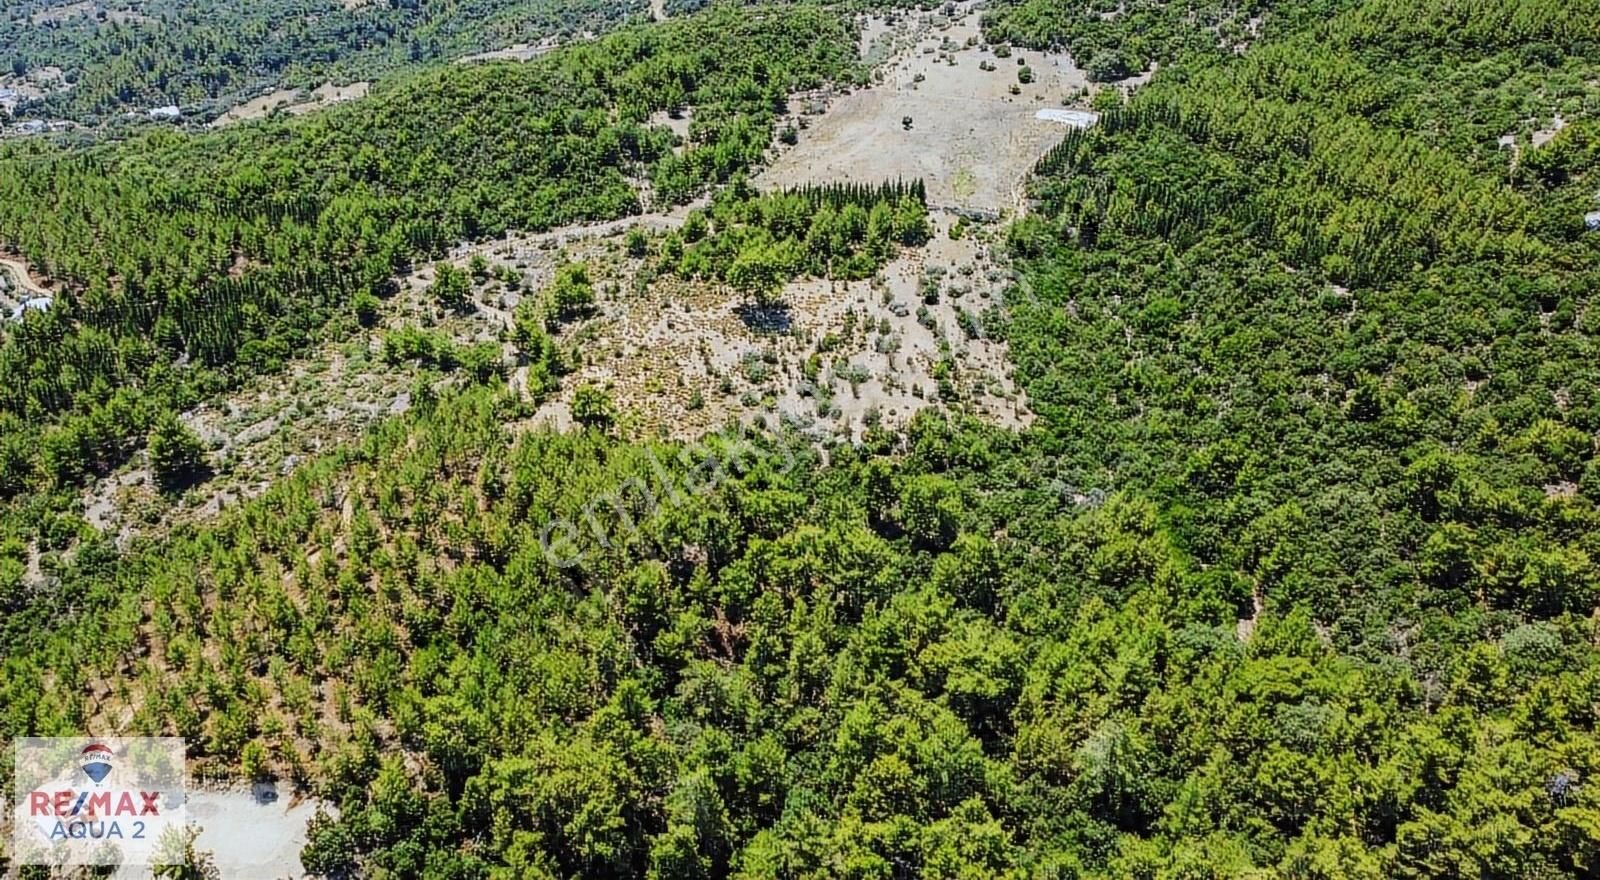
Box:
[1036,108,1100,128]
[1585,210,1600,233]
[9,296,51,322]
[148,105,182,121]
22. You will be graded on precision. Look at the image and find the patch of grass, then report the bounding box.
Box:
[952,167,977,200]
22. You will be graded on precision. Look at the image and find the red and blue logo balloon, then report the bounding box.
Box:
[80,744,113,785]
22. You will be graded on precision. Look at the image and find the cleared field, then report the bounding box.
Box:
[28,0,150,23]
[187,787,331,879]
[400,202,1030,443]
[469,213,1029,442]
[210,82,371,128]
[455,40,560,64]
[758,5,1090,214]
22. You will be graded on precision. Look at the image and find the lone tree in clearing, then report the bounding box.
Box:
[902,115,914,130]
[149,413,208,494]
[1086,49,1130,82]
[571,384,617,431]
[727,243,787,309]
[430,262,471,312]
[625,227,649,257]
[547,260,595,321]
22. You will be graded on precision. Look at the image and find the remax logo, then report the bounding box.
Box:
[11,736,187,868]
[79,744,113,785]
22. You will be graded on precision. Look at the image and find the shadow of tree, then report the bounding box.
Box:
[734,302,793,334]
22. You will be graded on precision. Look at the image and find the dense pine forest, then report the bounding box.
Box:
[3,0,1600,875]
[1,0,652,122]
[980,0,1280,82]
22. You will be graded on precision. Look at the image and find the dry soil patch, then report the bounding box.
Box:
[758,6,1089,214]
[210,82,371,128]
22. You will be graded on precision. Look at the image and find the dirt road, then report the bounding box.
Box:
[447,196,708,262]
[0,257,50,297]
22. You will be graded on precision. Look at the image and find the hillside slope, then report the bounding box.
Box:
[3,0,1600,876]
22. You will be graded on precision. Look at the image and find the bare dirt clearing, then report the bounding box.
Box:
[28,1,148,24]
[211,88,302,127]
[188,786,330,879]
[428,210,1030,443]
[758,5,1091,214]
[30,1,96,24]
[210,82,371,128]
[76,332,419,548]
[421,9,1066,438]
[456,40,561,64]
[103,786,332,880]
[1,64,74,123]
[649,109,694,152]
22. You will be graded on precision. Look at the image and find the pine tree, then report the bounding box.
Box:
[149,412,207,494]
